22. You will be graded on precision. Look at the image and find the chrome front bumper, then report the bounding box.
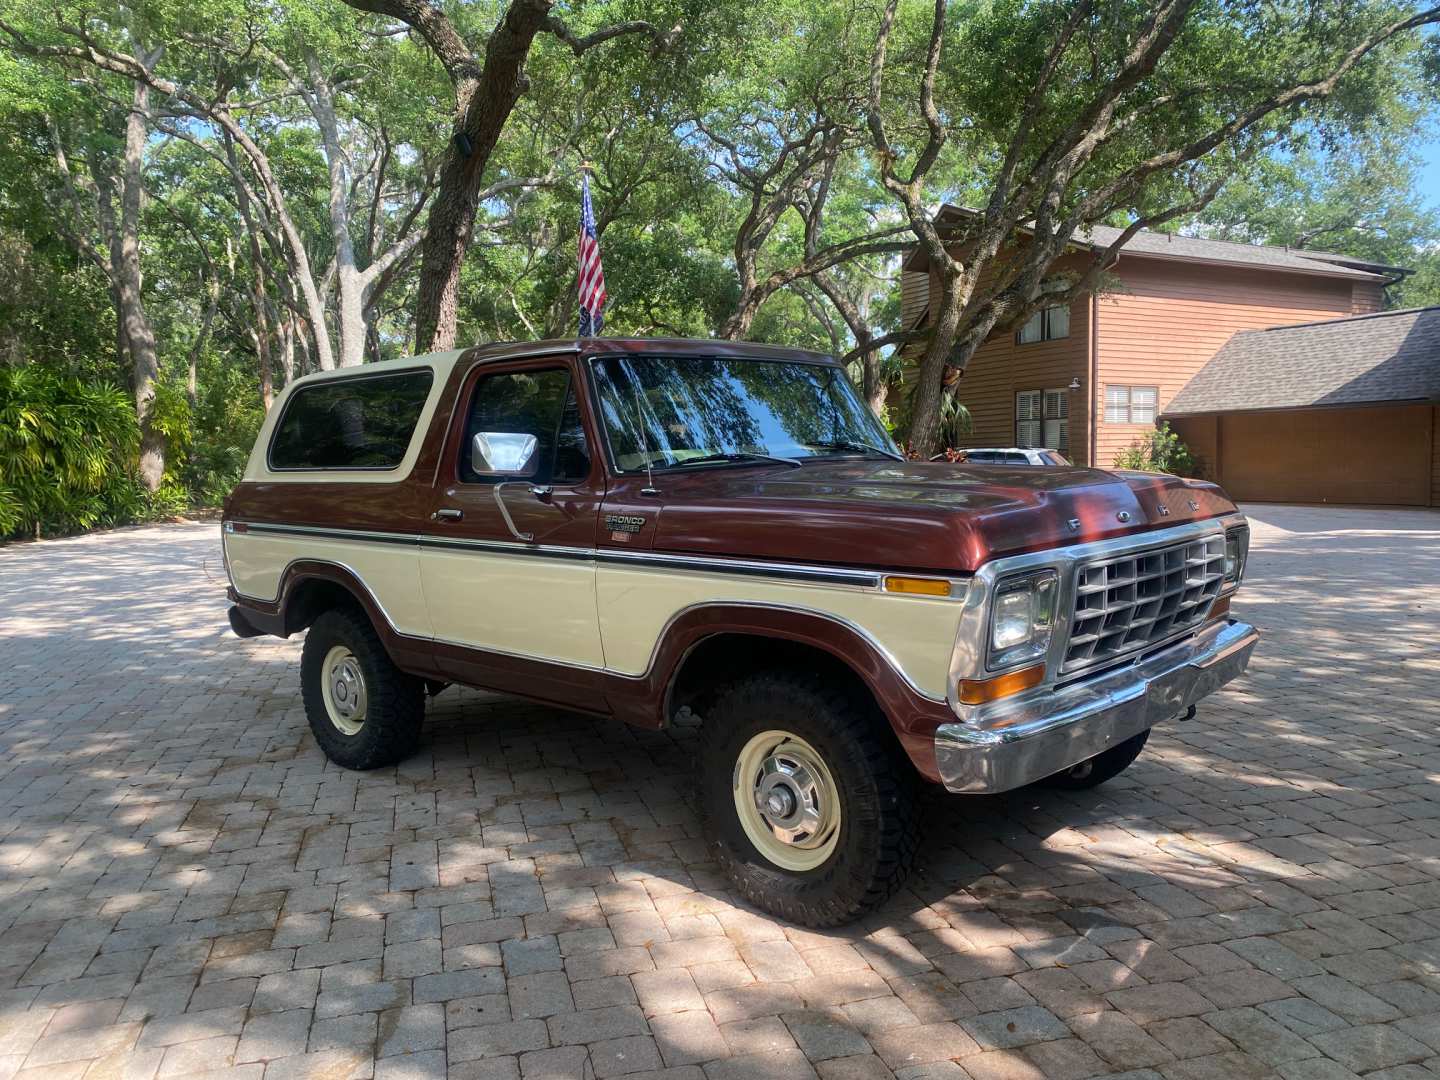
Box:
[934,619,1259,794]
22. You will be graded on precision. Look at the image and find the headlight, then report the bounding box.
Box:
[988,570,1057,670]
[1223,526,1249,586]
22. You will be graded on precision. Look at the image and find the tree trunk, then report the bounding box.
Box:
[908,283,964,457]
[308,55,368,366]
[116,74,164,491]
[295,316,313,378]
[412,0,554,352]
[187,273,219,408]
[717,299,757,341]
[278,313,296,391]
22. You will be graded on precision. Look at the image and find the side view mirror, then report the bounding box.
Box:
[471,432,538,476]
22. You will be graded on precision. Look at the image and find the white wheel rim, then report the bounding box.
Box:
[732,730,842,872]
[321,645,367,736]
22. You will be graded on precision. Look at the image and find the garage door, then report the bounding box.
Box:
[1213,404,1433,506]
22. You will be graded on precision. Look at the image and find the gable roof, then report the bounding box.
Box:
[1074,223,1396,281]
[903,205,1400,283]
[1164,306,1440,416]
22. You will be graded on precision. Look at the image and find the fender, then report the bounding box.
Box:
[230,559,442,680]
[603,602,953,783]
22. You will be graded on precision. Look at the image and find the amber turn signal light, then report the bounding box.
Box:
[1209,595,1231,620]
[883,575,951,597]
[956,664,1045,705]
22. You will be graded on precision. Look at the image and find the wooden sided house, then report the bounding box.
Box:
[900,204,1440,507]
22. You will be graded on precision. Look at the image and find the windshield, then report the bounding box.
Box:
[589,354,899,472]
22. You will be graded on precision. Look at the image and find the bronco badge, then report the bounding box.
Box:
[605,514,646,535]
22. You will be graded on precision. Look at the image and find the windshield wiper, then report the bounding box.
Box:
[661,451,803,470]
[805,439,906,462]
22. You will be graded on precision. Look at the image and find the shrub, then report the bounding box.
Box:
[0,365,142,538]
[1113,422,1203,477]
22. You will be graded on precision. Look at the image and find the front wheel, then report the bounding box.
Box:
[301,607,424,770]
[698,671,921,927]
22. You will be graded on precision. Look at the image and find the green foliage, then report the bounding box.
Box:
[0,365,143,538]
[1113,423,1203,479]
[180,358,265,506]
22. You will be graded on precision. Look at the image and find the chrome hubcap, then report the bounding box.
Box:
[753,754,827,848]
[733,731,841,872]
[321,646,367,736]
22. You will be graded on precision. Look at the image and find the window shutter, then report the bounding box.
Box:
[1016,390,1042,447]
[1043,389,1069,451]
[1104,385,1130,423]
[1131,386,1158,423]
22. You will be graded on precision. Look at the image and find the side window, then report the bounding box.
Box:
[460,368,590,484]
[269,369,433,470]
[552,387,591,483]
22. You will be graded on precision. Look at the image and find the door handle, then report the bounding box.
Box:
[530,485,553,501]
[431,508,463,522]
[492,482,534,542]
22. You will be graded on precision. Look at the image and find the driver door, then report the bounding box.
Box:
[420,356,605,703]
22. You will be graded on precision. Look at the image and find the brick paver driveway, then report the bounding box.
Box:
[2,504,1438,1080]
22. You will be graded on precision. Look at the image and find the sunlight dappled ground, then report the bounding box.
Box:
[1,506,1437,1080]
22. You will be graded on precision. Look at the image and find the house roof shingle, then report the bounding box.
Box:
[1074,223,1395,282]
[1163,306,1440,416]
[906,205,1399,283]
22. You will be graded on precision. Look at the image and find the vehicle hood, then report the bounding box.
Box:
[650,460,1236,574]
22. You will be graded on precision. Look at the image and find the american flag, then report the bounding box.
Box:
[577,173,607,336]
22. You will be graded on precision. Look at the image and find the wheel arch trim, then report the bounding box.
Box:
[610,600,952,782]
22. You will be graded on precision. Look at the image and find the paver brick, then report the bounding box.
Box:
[1308,1024,1433,1073]
[701,1048,818,1080]
[234,1011,311,1063]
[867,1023,979,1068]
[1105,983,1215,1024]
[448,1019,550,1061]
[547,1005,648,1047]
[648,1012,728,1067]
[590,1035,662,1077]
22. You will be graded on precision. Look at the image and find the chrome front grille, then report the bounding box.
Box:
[1062,535,1226,675]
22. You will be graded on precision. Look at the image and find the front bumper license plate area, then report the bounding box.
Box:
[934,619,1259,794]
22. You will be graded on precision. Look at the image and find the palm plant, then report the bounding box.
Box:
[0,366,141,538]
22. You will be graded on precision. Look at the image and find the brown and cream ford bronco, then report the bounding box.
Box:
[223,338,1257,926]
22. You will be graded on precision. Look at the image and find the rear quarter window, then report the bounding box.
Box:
[269,369,434,471]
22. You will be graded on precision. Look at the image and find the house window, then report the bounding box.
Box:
[1104,384,1158,424]
[1016,304,1070,344]
[1016,388,1068,451]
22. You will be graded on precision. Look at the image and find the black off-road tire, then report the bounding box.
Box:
[1041,729,1150,790]
[698,670,921,928]
[301,607,424,770]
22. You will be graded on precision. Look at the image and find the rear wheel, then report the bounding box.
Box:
[698,670,921,927]
[301,607,424,769]
[1041,729,1150,790]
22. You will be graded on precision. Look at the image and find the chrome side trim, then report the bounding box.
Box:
[597,548,883,588]
[243,522,420,546]
[232,520,895,589]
